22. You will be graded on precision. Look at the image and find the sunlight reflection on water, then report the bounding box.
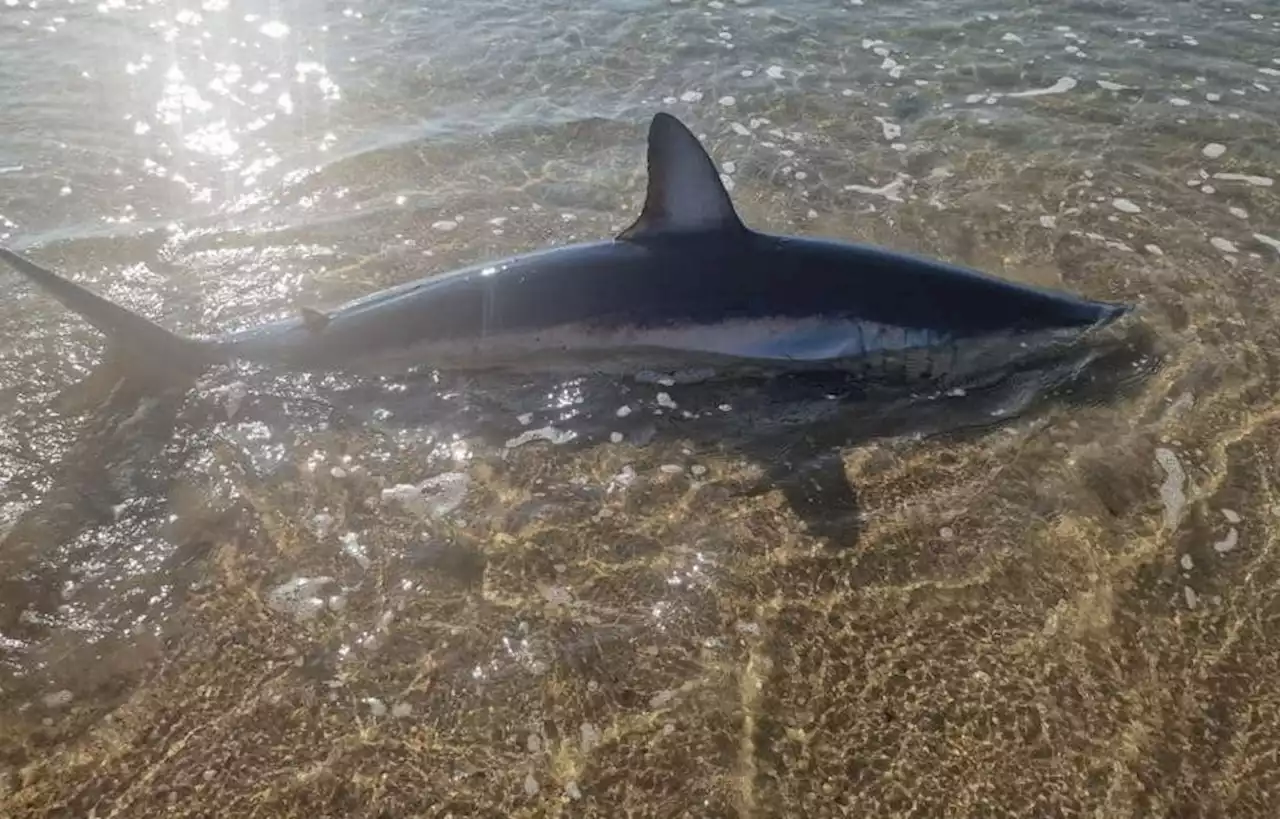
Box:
[92,0,347,220]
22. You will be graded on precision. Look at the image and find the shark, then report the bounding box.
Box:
[0,112,1133,390]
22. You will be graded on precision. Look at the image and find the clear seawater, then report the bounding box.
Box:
[2,1,1279,815]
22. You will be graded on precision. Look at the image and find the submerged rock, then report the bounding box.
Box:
[380,472,471,519]
[265,576,336,621]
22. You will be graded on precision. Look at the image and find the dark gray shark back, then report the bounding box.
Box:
[0,111,1132,384]
[226,112,1126,368]
[475,231,1124,337]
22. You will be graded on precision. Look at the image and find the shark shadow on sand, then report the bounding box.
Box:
[234,311,1163,544]
[0,109,1155,704]
[0,107,1144,563]
[0,308,1160,723]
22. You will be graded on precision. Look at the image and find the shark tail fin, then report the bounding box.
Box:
[0,247,221,390]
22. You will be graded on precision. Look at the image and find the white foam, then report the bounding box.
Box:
[844,176,906,202]
[1213,172,1273,187]
[505,426,576,448]
[876,117,902,140]
[1254,233,1280,254]
[1210,237,1239,254]
[1201,143,1226,158]
[1006,77,1077,98]
[1112,198,1141,213]
[339,532,371,569]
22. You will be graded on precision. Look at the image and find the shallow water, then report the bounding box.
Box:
[2,0,1280,815]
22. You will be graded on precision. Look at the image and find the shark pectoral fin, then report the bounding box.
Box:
[617,113,749,242]
[299,307,331,333]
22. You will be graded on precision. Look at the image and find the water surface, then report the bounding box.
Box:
[2,0,1279,815]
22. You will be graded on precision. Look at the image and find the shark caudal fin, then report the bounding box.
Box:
[617,112,750,241]
[0,247,220,387]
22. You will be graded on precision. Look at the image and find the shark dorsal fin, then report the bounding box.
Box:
[617,113,747,242]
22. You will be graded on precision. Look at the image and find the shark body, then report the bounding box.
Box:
[0,112,1131,388]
